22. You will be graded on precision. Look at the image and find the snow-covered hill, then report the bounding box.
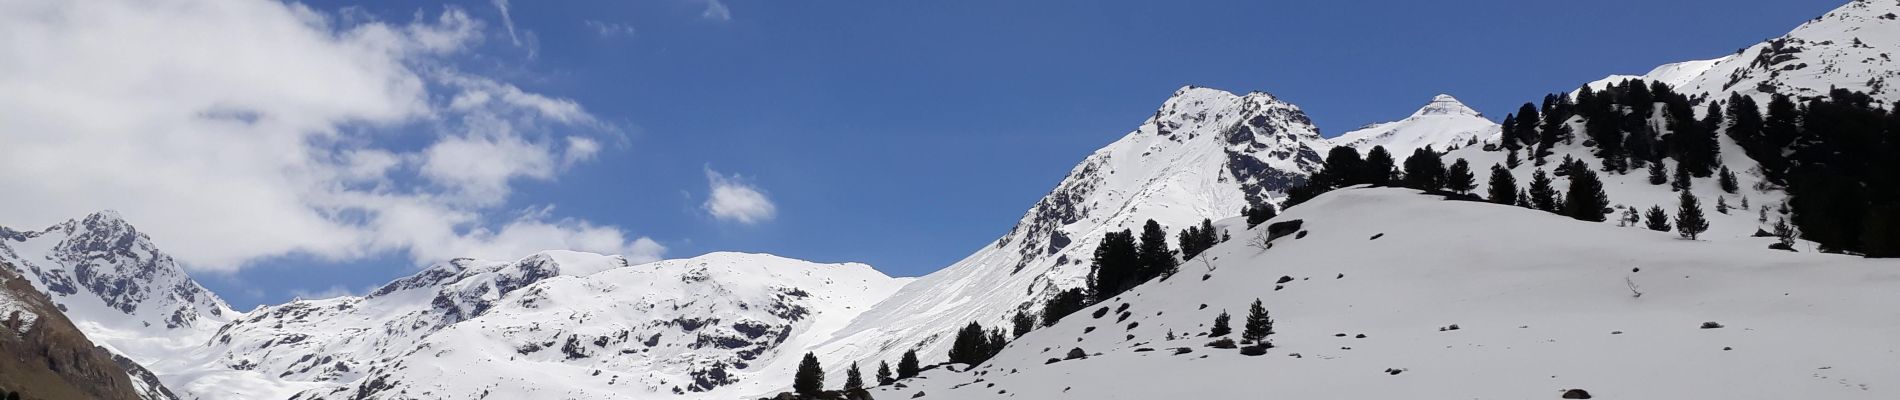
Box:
[1329,94,1498,155]
[189,251,908,400]
[871,188,1900,399]
[809,85,1327,383]
[1590,0,1900,105]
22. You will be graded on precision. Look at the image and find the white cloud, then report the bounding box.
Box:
[702,167,776,224]
[0,0,663,271]
[701,0,732,21]
[583,20,636,38]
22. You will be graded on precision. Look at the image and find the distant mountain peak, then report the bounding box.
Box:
[1412,94,1482,118]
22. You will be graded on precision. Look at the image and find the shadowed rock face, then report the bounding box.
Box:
[0,262,159,400]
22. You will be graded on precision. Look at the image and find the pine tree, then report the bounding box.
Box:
[1718,166,1740,193]
[1773,217,1798,250]
[1529,169,1559,212]
[1676,191,1710,240]
[897,349,920,379]
[1210,310,1232,337]
[1320,146,1367,188]
[948,321,993,365]
[1012,312,1036,338]
[845,362,864,391]
[1402,147,1448,191]
[1760,94,1800,181]
[1087,230,1139,299]
[1446,158,1476,194]
[795,352,825,396]
[1672,161,1693,192]
[1506,148,1523,169]
[1501,113,1520,151]
[1039,288,1086,327]
[1516,102,1542,147]
[1136,220,1177,283]
[1242,299,1275,345]
[1648,161,1668,185]
[1717,196,1731,214]
[1487,164,1519,205]
[1516,188,1533,209]
[1363,146,1397,186]
[1645,206,1672,231]
[1565,167,1611,222]
[876,361,894,386]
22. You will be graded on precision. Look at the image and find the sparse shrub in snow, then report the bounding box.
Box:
[1238,344,1268,356]
[1064,348,1086,360]
[1562,388,1594,399]
[1206,338,1236,349]
[1700,321,1725,329]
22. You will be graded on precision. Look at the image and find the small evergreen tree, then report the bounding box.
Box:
[897,349,921,379]
[1648,161,1667,185]
[1242,299,1275,345]
[1529,169,1559,212]
[1487,164,1519,205]
[1672,161,1693,192]
[876,361,894,386]
[1565,167,1611,222]
[1210,310,1232,337]
[845,362,864,391]
[795,353,825,396]
[1718,166,1740,193]
[1774,217,1798,250]
[1645,206,1672,231]
[1676,191,1710,240]
[1136,220,1178,283]
[1507,148,1523,169]
[1516,188,1532,209]
[1717,196,1730,214]
[1446,158,1476,194]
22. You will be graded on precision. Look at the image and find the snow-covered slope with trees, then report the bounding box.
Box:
[870,188,1900,399]
[1329,94,1498,155]
[1592,0,1900,106]
[809,85,1327,385]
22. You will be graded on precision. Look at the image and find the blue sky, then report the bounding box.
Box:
[183,0,1840,308]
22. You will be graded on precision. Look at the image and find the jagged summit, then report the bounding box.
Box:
[1329,94,1499,156]
[0,210,233,332]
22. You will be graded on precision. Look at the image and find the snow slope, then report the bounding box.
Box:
[810,85,1327,384]
[1329,94,1499,155]
[872,188,1900,399]
[194,251,909,400]
[1590,0,1900,105]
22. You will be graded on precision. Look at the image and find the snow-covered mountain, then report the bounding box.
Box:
[1328,94,1498,155]
[1589,0,1900,105]
[811,85,1327,380]
[869,188,1900,399]
[0,262,165,400]
[195,251,907,400]
[0,211,235,333]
